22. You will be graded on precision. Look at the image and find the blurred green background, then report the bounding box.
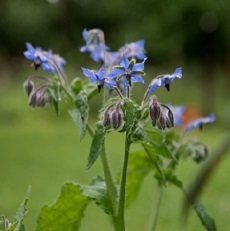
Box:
[0,0,230,230]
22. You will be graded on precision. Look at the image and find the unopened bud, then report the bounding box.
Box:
[157,113,166,130]
[103,108,111,127]
[165,109,174,128]
[36,91,47,107]
[23,80,34,96]
[111,109,122,129]
[28,91,37,108]
[149,96,161,126]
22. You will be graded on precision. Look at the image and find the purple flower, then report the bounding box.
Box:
[184,113,215,133]
[119,40,146,60]
[24,42,65,74]
[108,57,146,89]
[149,67,182,93]
[168,104,186,126]
[81,66,117,91]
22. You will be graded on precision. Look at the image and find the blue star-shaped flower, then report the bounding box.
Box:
[119,40,146,60]
[184,113,215,133]
[149,67,182,93]
[81,66,117,91]
[108,57,146,90]
[24,42,65,74]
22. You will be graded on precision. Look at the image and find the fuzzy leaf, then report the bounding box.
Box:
[84,82,98,100]
[126,151,152,208]
[142,143,165,183]
[86,123,106,170]
[123,99,136,130]
[0,216,7,231]
[80,176,113,214]
[8,186,31,231]
[70,78,83,96]
[35,183,90,231]
[69,91,88,140]
[194,200,217,231]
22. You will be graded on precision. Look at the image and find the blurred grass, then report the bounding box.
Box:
[0,79,230,231]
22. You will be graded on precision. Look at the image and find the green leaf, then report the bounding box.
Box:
[35,182,90,231]
[70,78,83,96]
[125,151,152,208]
[0,215,7,231]
[122,99,137,130]
[86,123,106,170]
[194,200,217,231]
[69,91,88,140]
[155,169,183,188]
[80,176,113,215]
[83,82,98,100]
[8,185,31,231]
[142,143,165,183]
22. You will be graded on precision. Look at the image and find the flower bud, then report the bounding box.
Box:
[103,108,111,127]
[149,96,160,126]
[28,91,37,108]
[165,108,174,128]
[157,113,166,130]
[111,110,122,129]
[23,79,34,96]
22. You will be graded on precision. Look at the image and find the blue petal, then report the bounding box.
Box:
[131,74,145,84]
[108,68,125,78]
[149,79,162,93]
[184,113,215,133]
[132,58,147,71]
[120,57,130,70]
[81,67,97,82]
[24,42,36,60]
[170,67,182,79]
[104,79,117,89]
[96,66,105,81]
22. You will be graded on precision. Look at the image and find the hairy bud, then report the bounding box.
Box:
[103,107,111,127]
[157,113,166,130]
[28,91,37,108]
[23,80,34,96]
[149,96,161,126]
[111,110,122,129]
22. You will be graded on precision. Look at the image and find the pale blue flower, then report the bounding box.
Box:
[81,66,117,91]
[184,113,215,133]
[108,57,146,89]
[149,67,182,93]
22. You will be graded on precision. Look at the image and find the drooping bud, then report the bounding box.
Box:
[36,90,47,107]
[103,107,111,127]
[165,107,174,128]
[157,113,166,130]
[110,103,123,129]
[193,142,208,163]
[28,91,37,108]
[149,96,161,126]
[23,79,34,96]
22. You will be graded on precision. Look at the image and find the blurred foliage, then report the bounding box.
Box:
[0,0,229,66]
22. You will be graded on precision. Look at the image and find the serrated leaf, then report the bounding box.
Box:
[80,176,113,215]
[194,200,217,231]
[86,123,106,170]
[8,185,31,231]
[35,182,90,231]
[126,151,152,208]
[69,91,88,140]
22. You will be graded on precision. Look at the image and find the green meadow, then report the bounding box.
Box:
[0,80,230,231]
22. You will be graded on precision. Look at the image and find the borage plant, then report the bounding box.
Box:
[1,29,216,231]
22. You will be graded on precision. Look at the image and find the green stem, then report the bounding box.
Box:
[86,123,118,226]
[148,183,163,231]
[116,133,130,231]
